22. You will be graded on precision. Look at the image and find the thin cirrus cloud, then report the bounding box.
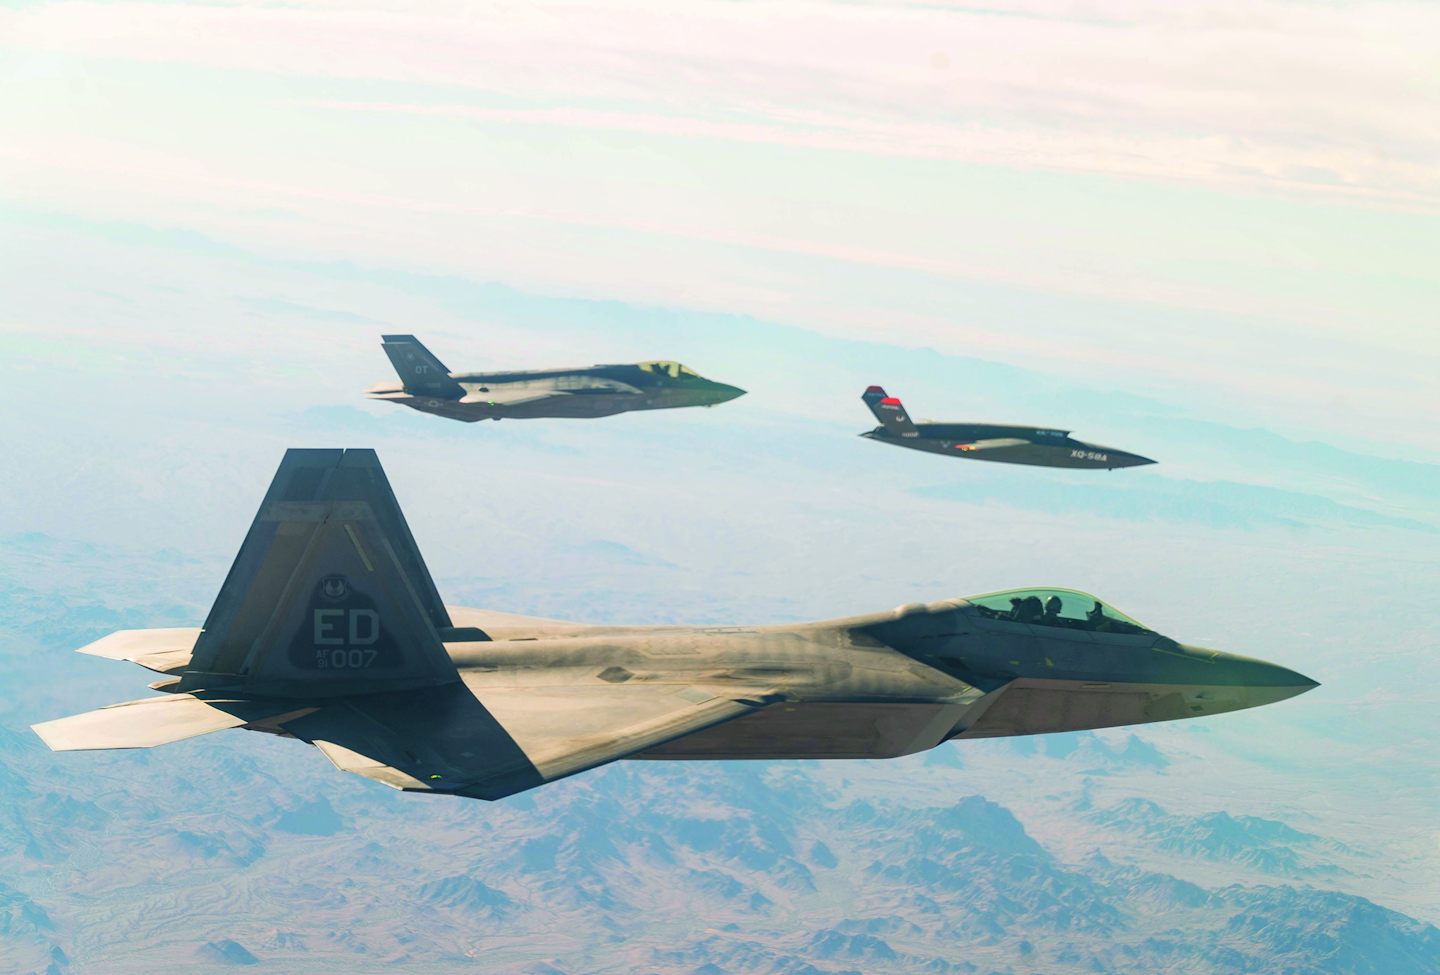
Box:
[4,0,1440,446]
[5,0,1440,207]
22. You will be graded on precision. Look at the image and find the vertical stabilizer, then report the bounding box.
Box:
[179,449,459,698]
[862,386,919,438]
[382,335,466,399]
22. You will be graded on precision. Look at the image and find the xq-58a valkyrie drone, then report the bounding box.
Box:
[860,386,1156,470]
[34,450,1314,801]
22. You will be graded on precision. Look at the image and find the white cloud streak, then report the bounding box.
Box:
[5,0,1440,206]
[3,0,1439,443]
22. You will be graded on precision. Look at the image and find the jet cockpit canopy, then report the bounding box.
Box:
[638,361,702,379]
[964,587,1151,635]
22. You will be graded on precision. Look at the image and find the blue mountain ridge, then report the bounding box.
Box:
[3,209,1438,973]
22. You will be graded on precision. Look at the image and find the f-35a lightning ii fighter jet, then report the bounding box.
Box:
[33,450,1312,801]
[365,335,745,421]
[861,386,1156,470]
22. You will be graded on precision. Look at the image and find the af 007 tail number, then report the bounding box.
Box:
[313,608,380,669]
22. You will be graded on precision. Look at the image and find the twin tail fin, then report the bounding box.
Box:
[862,386,919,438]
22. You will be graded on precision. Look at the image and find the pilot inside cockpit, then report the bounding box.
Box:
[1043,595,1064,624]
[968,587,1153,635]
[1007,595,1044,623]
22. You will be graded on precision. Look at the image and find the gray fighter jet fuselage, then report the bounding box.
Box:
[33,450,1312,801]
[366,335,745,422]
[861,386,1155,470]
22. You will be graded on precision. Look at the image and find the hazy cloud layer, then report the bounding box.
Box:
[8,0,1440,205]
[4,0,1440,441]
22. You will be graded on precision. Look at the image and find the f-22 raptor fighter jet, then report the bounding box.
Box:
[33,450,1312,802]
[862,386,1156,470]
[366,335,745,422]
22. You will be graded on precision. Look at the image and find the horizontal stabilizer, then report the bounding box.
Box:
[30,694,299,751]
[76,627,200,674]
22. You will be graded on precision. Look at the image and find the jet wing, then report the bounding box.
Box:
[444,607,577,628]
[458,378,642,408]
[443,606,594,641]
[458,388,564,407]
[283,681,763,800]
[367,387,563,408]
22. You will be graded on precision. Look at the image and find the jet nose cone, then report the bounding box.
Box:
[713,383,746,403]
[1190,646,1320,707]
[1251,665,1320,706]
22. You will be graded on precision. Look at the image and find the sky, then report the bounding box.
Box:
[2,1,1440,964]
[3,0,1440,451]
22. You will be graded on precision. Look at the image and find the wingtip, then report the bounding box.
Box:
[29,722,66,752]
